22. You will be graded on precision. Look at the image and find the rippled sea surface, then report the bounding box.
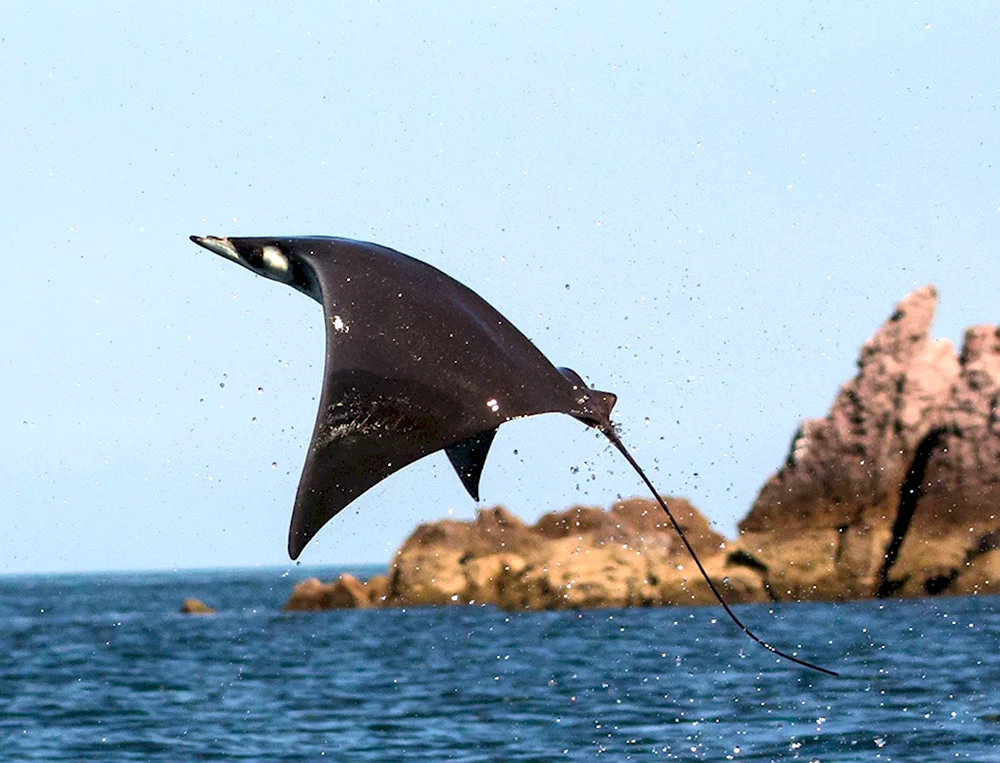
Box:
[1,566,998,761]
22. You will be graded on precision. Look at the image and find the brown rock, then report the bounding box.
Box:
[387,548,469,606]
[461,553,527,604]
[401,506,537,558]
[386,497,751,609]
[284,574,371,611]
[284,577,325,610]
[498,538,651,609]
[180,598,215,615]
[951,545,1000,597]
[272,289,1000,611]
[659,556,765,606]
[388,506,538,605]
[365,574,390,605]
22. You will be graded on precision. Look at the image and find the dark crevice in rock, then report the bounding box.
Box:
[974,530,1000,556]
[759,580,780,603]
[725,549,778,601]
[726,548,768,574]
[928,530,1000,597]
[878,574,908,598]
[875,427,947,598]
[925,570,960,595]
[834,524,849,564]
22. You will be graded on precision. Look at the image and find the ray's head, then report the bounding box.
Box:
[190,236,320,300]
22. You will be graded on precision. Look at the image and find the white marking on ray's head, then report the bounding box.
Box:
[261,245,289,274]
[486,398,500,412]
[331,315,349,333]
[193,236,239,261]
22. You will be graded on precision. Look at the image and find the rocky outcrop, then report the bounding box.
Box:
[285,499,765,611]
[734,286,1000,600]
[180,598,215,614]
[283,573,388,610]
[386,499,766,609]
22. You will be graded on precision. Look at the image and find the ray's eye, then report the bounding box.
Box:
[261,245,290,274]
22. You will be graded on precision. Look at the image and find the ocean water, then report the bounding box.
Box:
[0,567,998,762]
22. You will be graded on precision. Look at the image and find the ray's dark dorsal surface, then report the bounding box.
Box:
[190,234,837,677]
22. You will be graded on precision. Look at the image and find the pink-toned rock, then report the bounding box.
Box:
[909,326,1000,529]
[735,286,1000,601]
[882,325,1000,597]
[744,285,958,535]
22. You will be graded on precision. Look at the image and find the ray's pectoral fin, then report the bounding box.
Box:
[445,428,498,501]
[286,370,497,560]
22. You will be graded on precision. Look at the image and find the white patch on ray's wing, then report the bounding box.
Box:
[261,245,289,273]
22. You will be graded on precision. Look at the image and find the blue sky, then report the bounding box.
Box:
[2,3,998,574]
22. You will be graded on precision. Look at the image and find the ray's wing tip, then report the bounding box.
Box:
[288,500,323,560]
[287,531,306,560]
[287,511,305,560]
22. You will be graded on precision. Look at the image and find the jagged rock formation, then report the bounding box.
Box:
[734,286,1000,600]
[883,324,1000,597]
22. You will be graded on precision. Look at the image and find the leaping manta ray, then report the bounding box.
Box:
[191,234,837,677]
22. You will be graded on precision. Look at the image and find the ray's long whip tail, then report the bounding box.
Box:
[603,428,839,677]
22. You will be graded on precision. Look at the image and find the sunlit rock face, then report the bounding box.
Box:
[283,574,383,610]
[282,498,765,612]
[734,286,1000,601]
[179,598,215,615]
[385,499,762,609]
